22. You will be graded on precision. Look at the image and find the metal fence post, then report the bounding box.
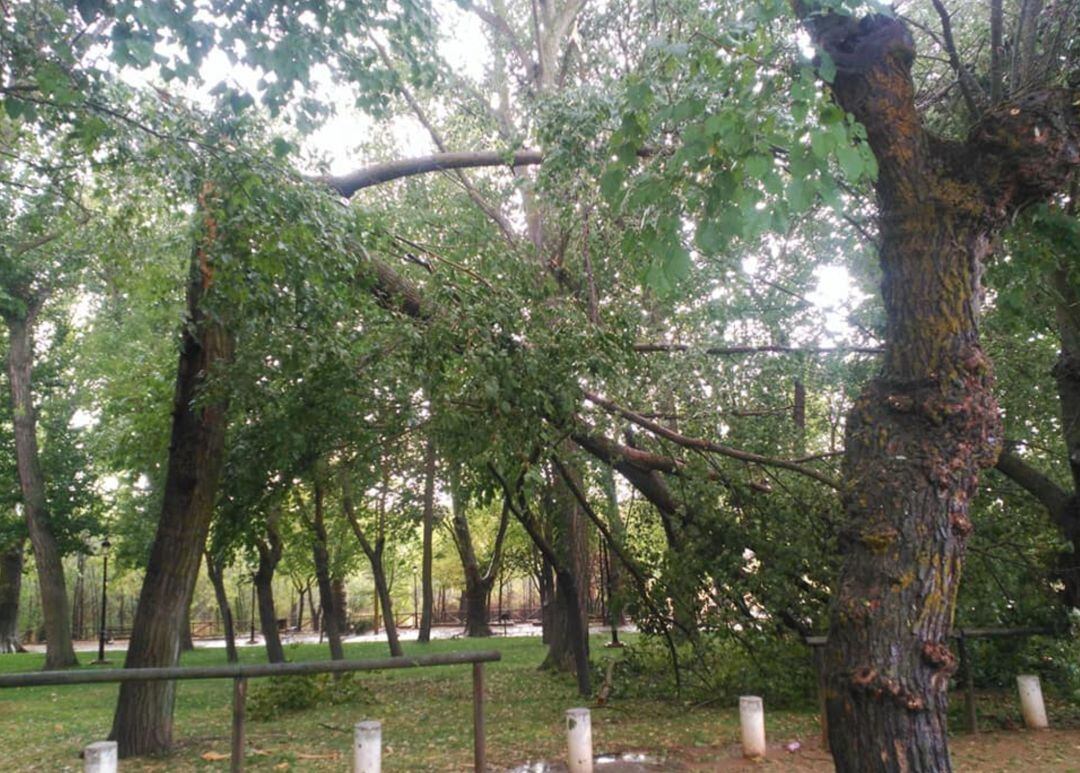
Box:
[473,661,486,772]
[958,633,977,733]
[232,676,247,772]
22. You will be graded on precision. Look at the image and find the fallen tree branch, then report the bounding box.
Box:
[582,390,841,489]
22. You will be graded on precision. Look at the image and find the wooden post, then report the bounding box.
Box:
[807,637,828,750]
[473,662,486,772]
[232,676,247,772]
[959,633,977,733]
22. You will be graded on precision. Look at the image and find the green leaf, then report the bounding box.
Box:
[836,144,863,180]
[817,51,837,83]
[599,167,625,204]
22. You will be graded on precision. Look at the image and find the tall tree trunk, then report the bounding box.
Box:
[418,438,436,643]
[310,481,344,660]
[331,576,348,635]
[450,493,493,638]
[369,552,403,656]
[180,603,194,652]
[254,568,284,662]
[341,474,403,657]
[0,540,26,653]
[110,189,234,757]
[448,481,511,639]
[600,467,624,643]
[205,551,238,663]
[72,552,86,641]
[255,515,285,663]
[803,11,1079,771]
[3,309,77,669]
[541,464,590,676]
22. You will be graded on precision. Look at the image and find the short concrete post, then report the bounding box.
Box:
[566,707,593,773]
[84,741,118,773]
[1016,675,1049,729]
[740,696,766,758]
[353,720,382,773]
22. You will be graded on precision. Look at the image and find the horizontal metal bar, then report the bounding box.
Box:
[0,650,502,689]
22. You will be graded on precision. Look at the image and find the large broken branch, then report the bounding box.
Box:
[324,146,657,198]
[583,389,840,489]
[633,343,883,356]
[323,150,545,197]
[995,447,1077,535]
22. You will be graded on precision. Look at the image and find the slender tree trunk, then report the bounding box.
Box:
[331,576,348,635]
[110,190,234,757]
[370,552,403,656]
[3,310,77,669]
[253,507,285,663]
[0,540,26,653]
[205,551,238,663]
[72,552,85,641]
[310,482,344,660]
[803,11,1079,770]
[341,474,403,656]
[180,604,194,652]
[418,439,436,643]
[254,568,284,663]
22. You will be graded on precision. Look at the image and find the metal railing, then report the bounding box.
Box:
[805,626,1057,745]
[0,649,501,772]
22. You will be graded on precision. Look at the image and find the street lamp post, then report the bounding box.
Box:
[249,576,257,644]
[95,537,111,664]
[413,567,419,629]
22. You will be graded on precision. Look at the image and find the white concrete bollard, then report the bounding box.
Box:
[353,720,382,773]
[1016,675,1049,730]
[84,741,118,773]
[566,707,593,773]
[739,695,767,758]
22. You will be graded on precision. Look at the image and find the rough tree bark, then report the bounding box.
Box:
[309,481,345,661]
[110,184,234,757]
[0,539,26,653]
[205,550,238,663]
[3,306,77,669]
[254,508,285,663]
[540,462,590,675]
[494,465,591,696]
[448,484,510,638]
[803,10,1079,771]
[418,438,437,643]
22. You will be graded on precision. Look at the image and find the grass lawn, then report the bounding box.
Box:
[2,635,1079,771]
[0,634,820,770]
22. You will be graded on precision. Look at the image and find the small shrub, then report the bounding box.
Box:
[247,672,375,720]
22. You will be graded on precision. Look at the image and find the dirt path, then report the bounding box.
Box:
[671,728,1080,771]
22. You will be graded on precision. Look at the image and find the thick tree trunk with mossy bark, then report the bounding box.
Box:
[110,187,234,758]
[205,550,238,663]
[801,10,1080,771]
[3,308,77,670]
[0,540,26,653]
